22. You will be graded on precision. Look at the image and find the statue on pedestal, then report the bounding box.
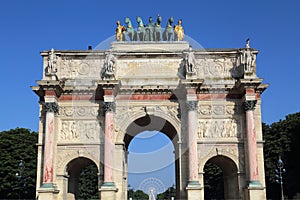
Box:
[145,17,154,41]
[124,17,137,41]
[163,17,174,41]
[240,38,256,73]
[174,19,184,41]
[136,16,146,41]
[45,48,58,79]
[184,46,196,74]
[153,15,162,41]
[115,20,125,41]
[101,51,116,80]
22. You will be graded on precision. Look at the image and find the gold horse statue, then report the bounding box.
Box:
[174,19,184,41]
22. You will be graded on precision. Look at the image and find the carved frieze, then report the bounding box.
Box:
[59,120,102,142]
[198,104,242,116]
[196,58,237,80]
[59,106,100,118]
[197,118,241,138]
[60,57,103,79]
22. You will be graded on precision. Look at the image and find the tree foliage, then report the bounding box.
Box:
[203,162,224,200]
[78,164,99,200]
[263,112,300,199]
[0,128,38,199]
[128,189,149,199]
[157,186,176,200]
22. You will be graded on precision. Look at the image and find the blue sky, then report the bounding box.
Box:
[1,0,300,192]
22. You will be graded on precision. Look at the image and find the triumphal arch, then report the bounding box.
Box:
[32,17,268,200]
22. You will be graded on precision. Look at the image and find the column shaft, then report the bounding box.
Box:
[42,102,58,186]
[103,102,115,184]
[245,109,259,181]
[244,100,260,185]
[187,101,199,183]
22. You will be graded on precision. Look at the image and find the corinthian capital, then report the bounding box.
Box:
[186,101,198,111]
[43,102,59,113]
[243,100,257,111]
[103,102,116,113]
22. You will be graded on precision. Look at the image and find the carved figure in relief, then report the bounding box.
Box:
[115,20,125,41]
[86,123,96,139]
[45,48,58,77]
[145,17,154,41]
[198,121,204,138]
[203,121,210,137]
[174,19,184,41]
[60,121,69,139]
[70,122,79,139]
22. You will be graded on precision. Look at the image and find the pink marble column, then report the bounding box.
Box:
[244,100,260,186]
[42,102,59,187]
[103,102,115,186]
[187,101,199,184]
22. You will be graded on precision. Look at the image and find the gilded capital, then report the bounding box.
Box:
[43,102,59,113]
[186,101,198,111]
[103,102,116,113]
[243,100,257,111]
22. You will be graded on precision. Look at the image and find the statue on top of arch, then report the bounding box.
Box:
[115,15,185,42]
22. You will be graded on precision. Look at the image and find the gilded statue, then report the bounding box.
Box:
[115,20,125,41]
[174,19,184,41]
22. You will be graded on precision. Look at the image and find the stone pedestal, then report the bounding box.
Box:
[186,183,202,200]
[37,187,59,200]
[99,184,117,200]
[246,186,266,200]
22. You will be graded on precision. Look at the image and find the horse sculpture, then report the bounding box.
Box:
[153,15,162,41]
[124,17,137,41]
[136,16,146,41]
[163,17,174,41]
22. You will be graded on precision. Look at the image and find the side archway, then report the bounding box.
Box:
[65,157,100,200]
[203,155,239,200]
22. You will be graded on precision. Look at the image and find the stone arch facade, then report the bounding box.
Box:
[32,41,268,200]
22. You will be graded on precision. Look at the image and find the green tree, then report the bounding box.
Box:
[128,189,149,199]
[78,164,99,200]
[263,112,300,199]
[0,128,38,199]
[203,162,224,200]
[157,186,176,199]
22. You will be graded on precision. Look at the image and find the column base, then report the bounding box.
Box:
[245,181,266,200]
[247,180,262,188]
[37,184,59,200]
[186,181,202,200]
[100,182,118,200]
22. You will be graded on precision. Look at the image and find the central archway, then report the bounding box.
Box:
[124,114,180,198]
